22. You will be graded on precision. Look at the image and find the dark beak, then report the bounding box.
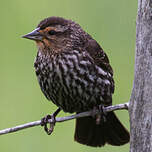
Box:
[22,28,43,41]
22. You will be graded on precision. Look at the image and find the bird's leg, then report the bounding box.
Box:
[98,105,107,123]
[91,106,96,117]
[41,107,61,135]
[92,105,107,125]
[91,106,101,124]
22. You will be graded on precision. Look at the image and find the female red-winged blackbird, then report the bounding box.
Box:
[23,16,129,147]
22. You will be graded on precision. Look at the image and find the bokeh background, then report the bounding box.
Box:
[0,0,137,152]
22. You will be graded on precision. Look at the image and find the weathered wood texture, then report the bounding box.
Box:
[129,0,152,151]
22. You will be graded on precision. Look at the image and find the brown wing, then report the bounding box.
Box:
[85,39,114,94]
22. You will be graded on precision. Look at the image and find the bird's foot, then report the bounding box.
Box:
[92,106,98,118]
[92,105,107,125]
[98,105,107,122]
[41,114,55,135]
[41,108,61,135]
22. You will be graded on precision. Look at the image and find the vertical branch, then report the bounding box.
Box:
[129,0,152,151]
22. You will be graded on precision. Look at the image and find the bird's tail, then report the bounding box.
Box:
[74,111,130,147]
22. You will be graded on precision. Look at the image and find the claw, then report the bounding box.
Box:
[91,106,98,118]
[41,108,61,135]
[98,105,107,122]
[41,114,55,135]
[92,105,107,125]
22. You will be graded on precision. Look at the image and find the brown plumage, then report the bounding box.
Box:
[23,16,129,147]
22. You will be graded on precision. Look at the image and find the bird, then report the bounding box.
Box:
[22,16,130,147]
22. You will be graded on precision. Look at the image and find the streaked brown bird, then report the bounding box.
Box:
[23,16,129,147]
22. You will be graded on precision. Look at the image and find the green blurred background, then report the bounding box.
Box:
[0,0,137,152]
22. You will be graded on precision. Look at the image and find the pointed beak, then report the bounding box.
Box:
[22,28,43,41]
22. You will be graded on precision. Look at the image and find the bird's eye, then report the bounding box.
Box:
[48,30,57,35]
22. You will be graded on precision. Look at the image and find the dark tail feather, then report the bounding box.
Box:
[74,111,130,147]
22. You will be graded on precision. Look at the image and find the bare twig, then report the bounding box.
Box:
[0,102,129,136]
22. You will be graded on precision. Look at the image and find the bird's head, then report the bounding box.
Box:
[23,17,89,54]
